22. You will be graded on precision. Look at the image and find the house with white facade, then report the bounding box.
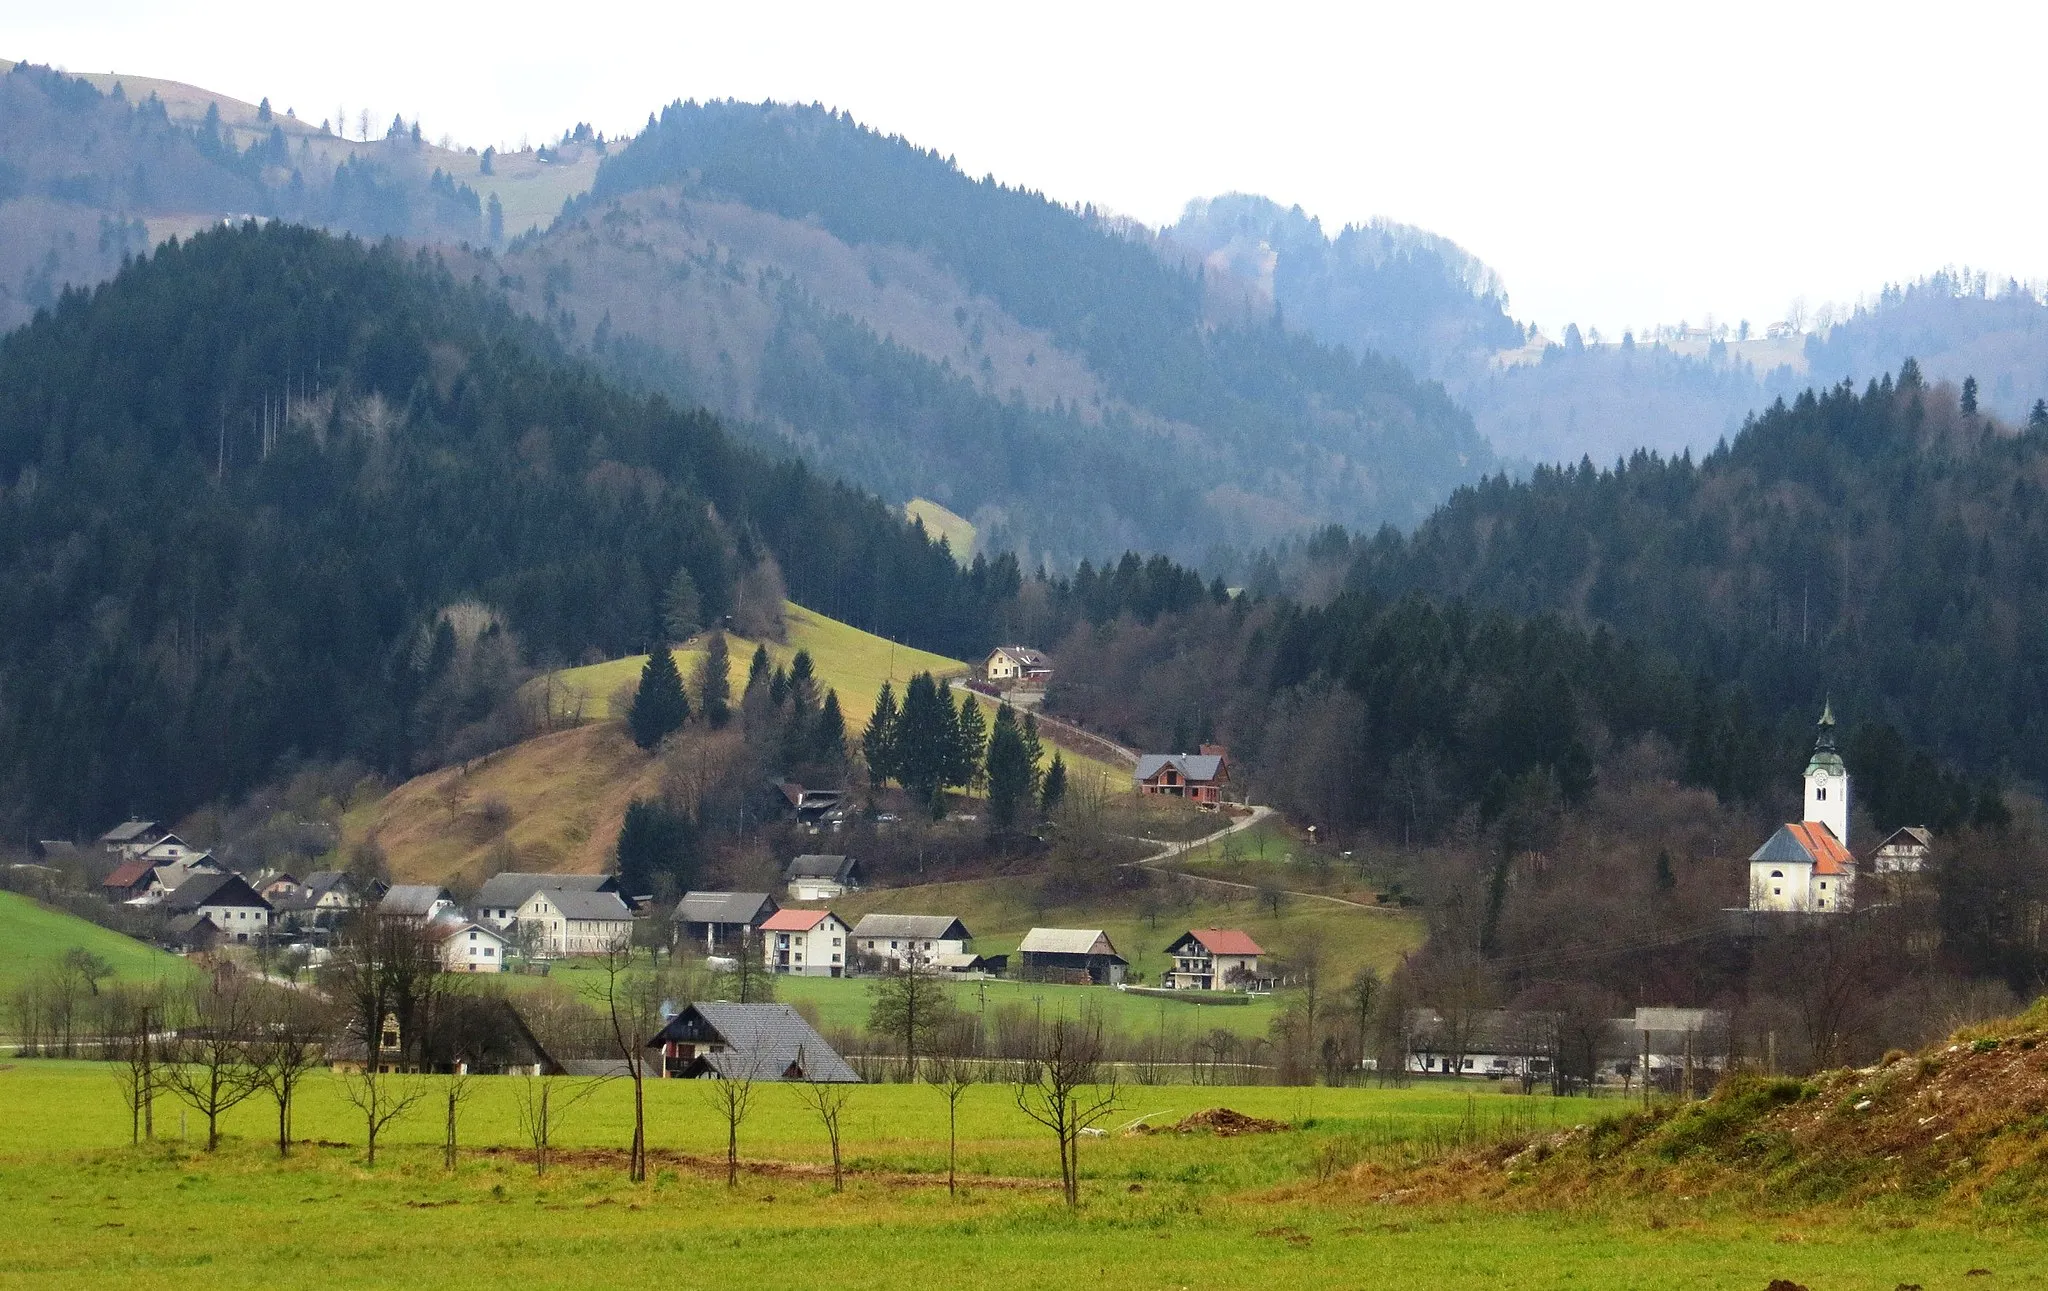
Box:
[1869,825,1933,874]
[438,921,512,973]
[161,872,274,944]
[517,888,634,956]
[1747,703,1859,914]
[759,908,850,977]
[984,645,1052,687]
[474,872,623,928]
[379,884,456,922]
[850,913,973,971]
[783,854,862,901]
[1161,928,1265,991]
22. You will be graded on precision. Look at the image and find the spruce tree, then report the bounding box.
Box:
[1040,752,1068,815]
[746,644,771,693]
[813,690,848,767]
[616,797,697,897]
[662,567,702,642]
[2032,399,2048,431]
[1962,375,1980,416]
[628,644,689,749]
[697,630,732,730]
[896,672,950,808]
[985,704,1031,833]
[952,693,987,793]
[1020,711,1045,800]
[787,649,819,713]
[864,681,900,787]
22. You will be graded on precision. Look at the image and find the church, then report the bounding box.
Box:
[1746,703,1857,913]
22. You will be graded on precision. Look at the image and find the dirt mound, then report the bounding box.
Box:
[1141,1107,1290,1136]
[1377,998,2048,1210]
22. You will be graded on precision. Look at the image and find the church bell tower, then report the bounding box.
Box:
[1803,700,1850,846]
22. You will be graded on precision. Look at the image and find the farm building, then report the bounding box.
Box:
[851,913,974,971]
[784,854,862,901]
[1017,927,1127,985]
[673,891,779,954]
[518,888,634,956]
[760,907,850,976]
[1134,747,1229,804]
[648,1002,859,1081]
[475,872,623,927]
[1161,928,1265,991]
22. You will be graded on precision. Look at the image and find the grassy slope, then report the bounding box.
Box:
[0,892,190,996]
[0,1063,2036,1289]
[904,498,975,562]
[348,601,1119,886]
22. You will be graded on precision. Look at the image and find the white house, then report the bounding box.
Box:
[161,872,274,944]
[984,645,1052,686]
[1161,928,1265,991]
[850,913,973,970]
[1747,704,1858,913]
[473,872,623,928]
[1870,825,1933,874]
[438,922,512,973]
[516,888,635,956]
[759,908,849,977]
[783,854,861,901]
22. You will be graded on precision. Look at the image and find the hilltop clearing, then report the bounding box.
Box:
[904,499,975,561]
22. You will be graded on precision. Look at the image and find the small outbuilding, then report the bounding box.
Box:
[1017,927,1127,985]
[673,891,779,955]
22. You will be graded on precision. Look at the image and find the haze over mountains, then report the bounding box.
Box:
[8,57,2048,563]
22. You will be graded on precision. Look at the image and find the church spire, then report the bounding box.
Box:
[1814,697,1837,753]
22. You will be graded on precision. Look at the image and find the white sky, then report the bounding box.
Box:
[7,0,2044,337]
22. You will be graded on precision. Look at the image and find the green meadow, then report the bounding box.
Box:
[0,892,193,998]
[1,1061,2042,1288]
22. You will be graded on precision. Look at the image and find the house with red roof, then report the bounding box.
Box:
[1162,928,1266,991]
[759,907,850,977]
[1747,705,1859,914]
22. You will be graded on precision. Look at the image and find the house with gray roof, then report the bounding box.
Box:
[673,891,778,955]
[1134,746,1229,805]
[515,887,634,956]
[378,884,455,921]
[162,872,274,944]
[1017,927,1127,985]
[850,913,973,971]
[648,1002,859,1082]
[783,854,861,901]
[474,871,621,927]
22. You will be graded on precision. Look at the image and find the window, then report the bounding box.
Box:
[1816,786,1827,801]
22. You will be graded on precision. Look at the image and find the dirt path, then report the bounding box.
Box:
[1127,805,1395,914]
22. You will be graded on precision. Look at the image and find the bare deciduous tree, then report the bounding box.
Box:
[702,1030,767,1188]
[249,989,329,1157]
[160,975,265,1151]
[1013,1015,1121,1208]
[443,1071,475,1170]
[587,936,670,1182]
[511,1072,599,1178]
[867,960,956,1081]
[339,1065,427,1167]
[796,1050,854,1193]
[927,1054,980,1197]
[107,983,168,1144]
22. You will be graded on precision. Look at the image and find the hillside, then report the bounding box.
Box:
[345,601,1121,887]
[0,222,1005,836]
[0,891,189,997]
[493,100,1493,562]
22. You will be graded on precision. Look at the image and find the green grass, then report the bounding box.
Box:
[0,1061,2040,1288]
[904,498,975,562]
[0,893,191,998]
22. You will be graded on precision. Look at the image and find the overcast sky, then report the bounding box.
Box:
[9,0,2043,336]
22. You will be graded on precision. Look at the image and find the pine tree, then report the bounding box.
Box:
[616,797,697,897]
[813,690,847,766]
[1020,711,1045,800]
[896,672,950,808]
[1962,375,1980,416]
[985,704,1031,833]
[787,649,819,713]
[628,644,689,749]
[769,665,790,707]
[662,568,702,642]
[697,630,732,730]
[864,681,900,787]
[2029,399,2047,431]
[1040,753,1067,815]
[951,693,987,793]
[746,644,771,693]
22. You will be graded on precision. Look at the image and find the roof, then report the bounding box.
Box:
[1018,927,1124,960]
[783,854,858,881]
[302,870,352,897]
[437,921,510,946]
[761,907,837,932]
[1133,753,1225,783]
[161,871,271,913]
[1874,826,1934,852]
[990,645,1051,667]
[544,889,634,922]
[851,913,971,941]
[649,1003,860,1082]
[674,891,777,925]
[99,819,159,844]
[474,871,616,909]
[931,952,985,970]
[1175,928,1263,956]
[378,884,452,917]
[103,860,157,890]
[1750,822,1855,876]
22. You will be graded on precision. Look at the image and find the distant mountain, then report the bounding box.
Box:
[491,101,1493,564]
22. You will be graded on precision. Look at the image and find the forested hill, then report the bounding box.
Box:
[507,100,1491,562]
[0,223,1004,835]
[1341,365,2048,786]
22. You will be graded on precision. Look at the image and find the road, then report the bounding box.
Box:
[1127,803,1396,914]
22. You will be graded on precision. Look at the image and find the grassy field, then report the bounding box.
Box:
[904,498,976,562]
[0,1061,2039,1288]
[0,893,190,998]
